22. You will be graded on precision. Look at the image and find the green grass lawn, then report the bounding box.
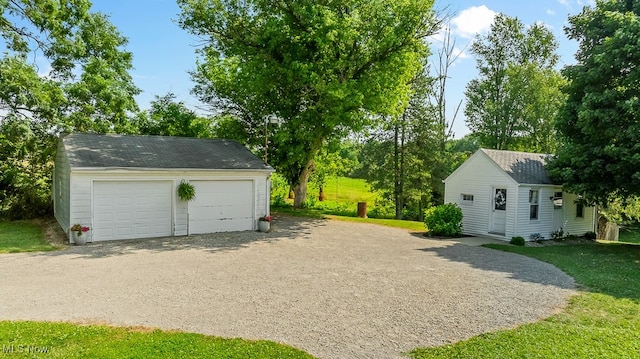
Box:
[410,242,640,358]
[319,176,378,203]
[0,220,58,253]
[619,225,640,244]
[0,321,313,358]
[274,176,392,218]
[325,215,426,231]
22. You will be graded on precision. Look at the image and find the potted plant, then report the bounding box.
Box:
[177,181,196,201]
[70,224,91,245]
[258,215,272,232]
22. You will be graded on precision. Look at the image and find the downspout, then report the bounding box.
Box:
[513,184,520,239]
[266,174,272,217]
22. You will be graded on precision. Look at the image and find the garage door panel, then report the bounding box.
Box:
[93,181,172,241]
[189,180,254,234]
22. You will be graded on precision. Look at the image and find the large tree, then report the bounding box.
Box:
[0,0,139,218]
[134,93,213,138]
[464,14,563,152]
[547,0,640,205]
[361,64,440,220]
[178,0,439,207]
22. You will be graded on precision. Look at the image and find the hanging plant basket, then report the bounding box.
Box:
[177,181,196,201]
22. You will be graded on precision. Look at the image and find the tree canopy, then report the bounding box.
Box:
[134,93,213,138]
[548,0,640,206]
[0,0,139,218]
[178,0,439,207]
[464,13,563,152]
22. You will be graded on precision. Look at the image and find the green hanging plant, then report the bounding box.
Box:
[177,181,196,201]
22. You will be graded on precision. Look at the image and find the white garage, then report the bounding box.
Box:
[92,181,173,241]
[54,133,273,243]
[189,180,254,234]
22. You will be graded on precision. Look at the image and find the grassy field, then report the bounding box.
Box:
[0,321,313,358]
[410,241,640,358]
[273,176,394,218]
[0,220,58,253]
[318,176,378,203]
[619,225,640,244]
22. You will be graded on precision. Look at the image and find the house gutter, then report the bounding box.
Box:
[71,167,274,173]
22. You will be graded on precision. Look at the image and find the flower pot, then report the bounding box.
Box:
[71,232,87,245]
[258,220,270,233]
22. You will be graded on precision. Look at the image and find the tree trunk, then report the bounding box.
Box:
[293,159,314,208]
[318,185,325,201]
[393,119,405,220]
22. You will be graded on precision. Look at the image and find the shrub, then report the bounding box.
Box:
[584,231,597,240]
[424,203,463,237]
[269,173,290,205]
[510,236,526,246]
[551,228,565,241]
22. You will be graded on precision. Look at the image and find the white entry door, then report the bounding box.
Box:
[188,180,254,234]
[491,188,507,234]
[93,181,172,241]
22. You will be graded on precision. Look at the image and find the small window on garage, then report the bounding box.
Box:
[576,203,584,218]
[461,194,474,203]
[529,189,539,220]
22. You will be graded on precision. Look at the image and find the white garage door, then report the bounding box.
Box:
[93,181,172,241]
[189,180,254,234]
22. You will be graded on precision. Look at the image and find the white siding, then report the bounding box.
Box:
[445,149,598,242]
[66,170,270,241]
[444,151,517,239]
[256,176,269,220]
[514,186,562,240]
[174,181,188,236]
[562,192,596,236]
[53,141,71,235]
[69,173,92,240]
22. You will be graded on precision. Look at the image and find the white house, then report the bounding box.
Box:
[54,133,273,243]
[444,148,596,241]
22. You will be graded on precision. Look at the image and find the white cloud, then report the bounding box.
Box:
[546,9,556,16]
[558,0,595,10]
[533,20,554,31]
[428,26,470,65]
[452,46,469,61]
[451,5,497,39]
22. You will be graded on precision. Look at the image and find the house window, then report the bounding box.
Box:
[553,191,563,208]
[461,194,474,203]
[576,203,584,218]
[529,189,539,220]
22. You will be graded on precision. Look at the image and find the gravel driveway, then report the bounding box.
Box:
[0,216,576,358]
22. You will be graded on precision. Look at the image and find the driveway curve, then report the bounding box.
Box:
[0,216,575,358]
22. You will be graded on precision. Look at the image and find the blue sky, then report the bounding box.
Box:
[92,0,595,138]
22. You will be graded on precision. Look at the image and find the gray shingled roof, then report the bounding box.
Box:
[481,148,556,185]
[62,133,272,171]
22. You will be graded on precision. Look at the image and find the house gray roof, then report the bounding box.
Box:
[481,148,556,185]
[62,133,272,171]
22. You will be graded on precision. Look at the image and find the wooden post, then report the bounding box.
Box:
[357,202,367,218]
